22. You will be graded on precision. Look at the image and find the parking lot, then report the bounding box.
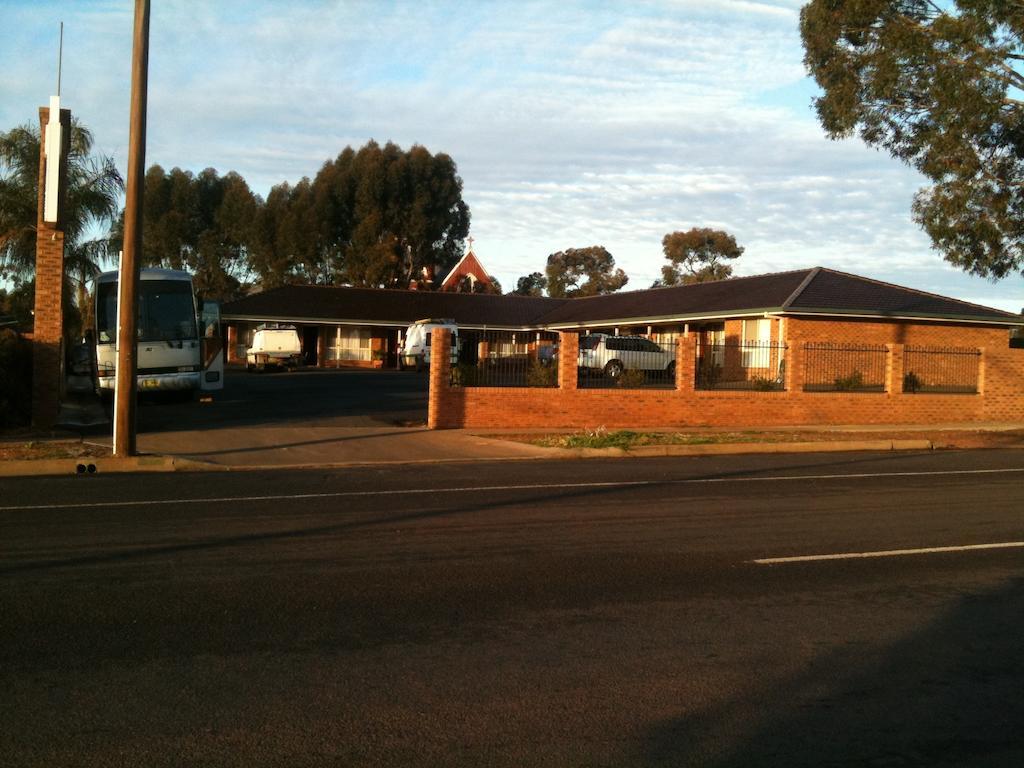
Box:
[54,364,556,469]
[136,366,430,434]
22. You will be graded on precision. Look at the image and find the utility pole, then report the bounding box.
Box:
[113,0,150,457]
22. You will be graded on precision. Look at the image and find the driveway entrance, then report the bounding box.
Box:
[136,367,429,434]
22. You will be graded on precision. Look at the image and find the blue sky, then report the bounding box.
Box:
[2,0,1022,312]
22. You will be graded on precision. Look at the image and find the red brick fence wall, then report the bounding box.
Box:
[427,320,1024,430]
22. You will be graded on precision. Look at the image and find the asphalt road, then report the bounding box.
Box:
[2,450,1023,767]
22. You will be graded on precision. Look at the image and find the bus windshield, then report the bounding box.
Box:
[96,279,198,343]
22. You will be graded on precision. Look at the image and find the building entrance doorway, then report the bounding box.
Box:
[302,326,319,366]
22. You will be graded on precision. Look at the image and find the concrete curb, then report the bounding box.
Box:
[535,439,935,459]
[0,455,217,478]
[0,439,936,477]
[571,438,934,458]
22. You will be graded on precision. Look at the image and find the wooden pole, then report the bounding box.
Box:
[113,0,150,457]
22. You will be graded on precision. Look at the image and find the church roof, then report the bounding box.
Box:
[440,250,493,291]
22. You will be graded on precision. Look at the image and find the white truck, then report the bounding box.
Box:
[246,324,303,371]
[400,318,459,371]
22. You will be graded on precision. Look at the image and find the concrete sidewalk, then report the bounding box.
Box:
[132,425,560,468]
[0,425,564,478]
[118,419,1024,469]
[99,419,1024,465]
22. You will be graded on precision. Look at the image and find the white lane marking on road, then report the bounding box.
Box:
[2,466,1023,513]
[753,541,1024,564]
[0,480,651,512]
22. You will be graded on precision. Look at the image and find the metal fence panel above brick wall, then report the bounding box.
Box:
[450,330,559,388]
[903,346,981,394]
[695,341,787,391]
[577,335,677,389]
[803,342,888,392]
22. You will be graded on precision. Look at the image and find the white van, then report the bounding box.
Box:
[246,324,303,371]
[400,318,459,371]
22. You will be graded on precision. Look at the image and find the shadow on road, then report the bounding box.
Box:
[0,479,669,576]
[175,427,430,459]
[3,448,1007,577]
[636,575,1024,767]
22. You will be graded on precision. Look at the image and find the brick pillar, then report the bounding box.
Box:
[558,331,578,391]
[370,335,384,367]
[977,347,986,395]
[786,341,803,393]
[427,328,452,429]
[676,336,696,392]
[31,106,71,430]
[886,343,904,395]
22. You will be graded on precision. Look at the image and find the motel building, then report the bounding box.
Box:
[221,257,1024,431]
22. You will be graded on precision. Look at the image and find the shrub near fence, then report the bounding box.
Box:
[903,346,981,393]
[803,342,888,392]
[695,341,786,391]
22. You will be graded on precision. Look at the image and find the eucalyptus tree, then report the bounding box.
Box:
[115,165,258,302]
[315,140,470,288]
[512,272,548,296]
[801,0,1024,280]
[657,228,744,286]
[545,246,628,298]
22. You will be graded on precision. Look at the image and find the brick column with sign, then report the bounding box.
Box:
[31,105,71,429]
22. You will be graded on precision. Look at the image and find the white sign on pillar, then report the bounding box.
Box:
[43,95,63,224]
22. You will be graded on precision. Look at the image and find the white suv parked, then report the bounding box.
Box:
[578,333,675,380]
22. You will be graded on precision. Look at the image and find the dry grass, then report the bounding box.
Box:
[504,428,1024,451]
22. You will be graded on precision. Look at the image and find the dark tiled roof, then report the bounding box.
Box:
[223,269,1022,328]
[786,268,1021,321]
[223,284,566,328]
[534,269,814,325]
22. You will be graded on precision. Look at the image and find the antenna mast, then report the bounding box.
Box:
[57,21,63,97]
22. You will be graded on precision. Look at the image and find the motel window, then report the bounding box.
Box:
[741,318,771,368]
[704,324,725,367]
[326,327,371,361]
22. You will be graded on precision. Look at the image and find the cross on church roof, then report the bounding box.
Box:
[467,236,474,252]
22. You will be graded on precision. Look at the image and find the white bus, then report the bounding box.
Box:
[93,268,224,395]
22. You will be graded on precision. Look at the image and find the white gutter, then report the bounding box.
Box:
[223,314,409,328]
[221,314,542,332]
[547,309,1023,330]
[543,310,779,331]
[780,310,1024,327]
